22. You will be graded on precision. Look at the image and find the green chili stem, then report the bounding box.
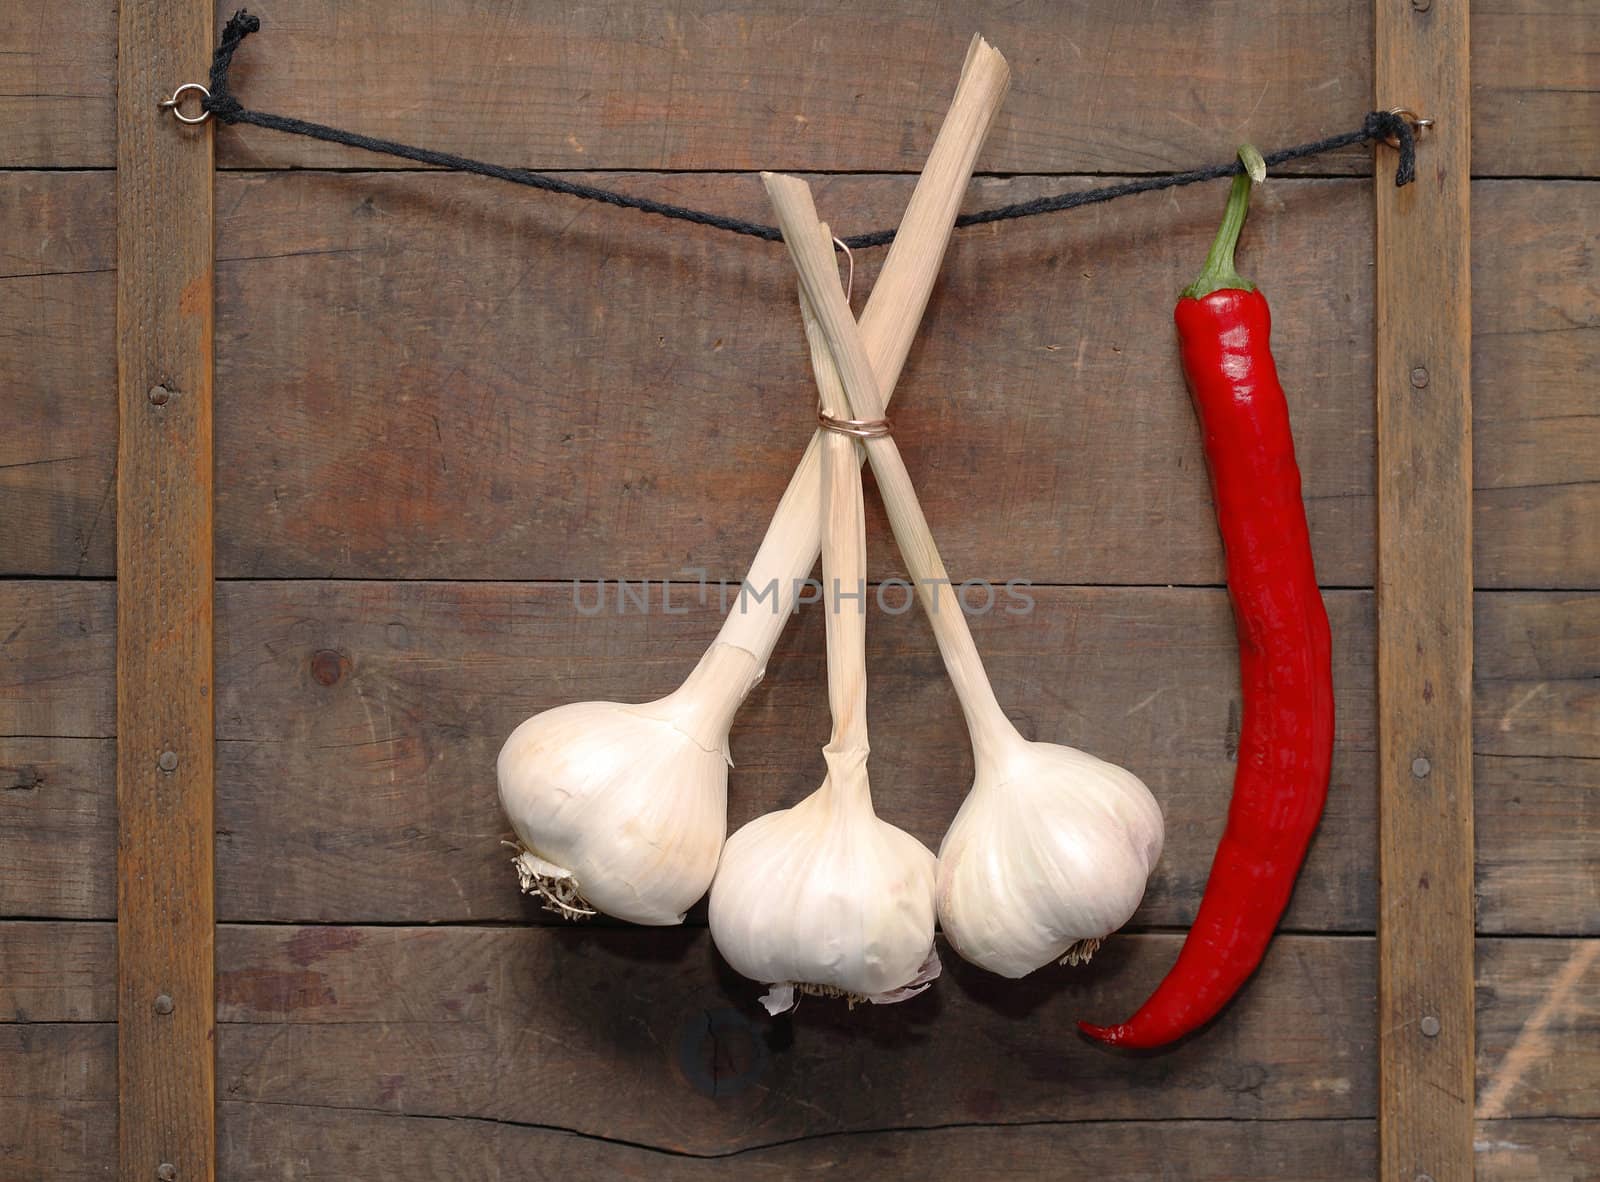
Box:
[1183,145,1265,300]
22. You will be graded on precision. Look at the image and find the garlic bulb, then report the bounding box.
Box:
[495,39,1010,925]
[765,174,1165,977]
[935,737,1164,976]
[709,759,941,1014]
[709,234,938,1012]
[498,642,756,925]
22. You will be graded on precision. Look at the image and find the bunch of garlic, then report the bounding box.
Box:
[495,38,1011,926]
[764,173,1166,979]
[709,249,939,1012]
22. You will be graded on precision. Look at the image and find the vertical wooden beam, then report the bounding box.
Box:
[1375,1,1473,1179]
[117,0,216,1178]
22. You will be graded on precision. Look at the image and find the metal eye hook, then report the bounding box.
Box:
[1384,107,1435,148]
[832,236,855,305]
[158,82,213,125]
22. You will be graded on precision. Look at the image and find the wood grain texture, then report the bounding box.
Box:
[205,581,1593,928]
[4,0,1588,176]
[0,0,116,169]
[0,1023,117,1179]
[206,170,1375,585]
[212,1112,1600,1181]
[209,928,1377,1146]
[0,582,116,737]
[0,738,116,919]
[187,929,1580,1145]
[208,582,1377,927]
[0,923,1589,1177]
[3,172,1594,586]
[1472,180,1600,590]
[0,172,117,578]
[116,0,217,1176]
[1475,1118,1600,1182]
[0,921,115,1021]
[1375,1,1476,1178]
[220,1108,1381,1180]
[1,582,1590,933]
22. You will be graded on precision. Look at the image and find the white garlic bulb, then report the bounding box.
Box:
[764,171,1166,981]
[497,642,758,925]
[709,246,939,1013]
[936,736,1165,976]
[709,751,941,1014]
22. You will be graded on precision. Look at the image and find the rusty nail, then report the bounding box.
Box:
[1410,0,1431,10]
[1410,367,1429,389]
[157,750,179,773]
[1420,1015,1441,1037]
[1416,1175,1434,1182]
[1411,756,1431,779]
[153,993,174,1015]
[148,384,171,406]
[157,1165,178,1182]
[310,649,345,687]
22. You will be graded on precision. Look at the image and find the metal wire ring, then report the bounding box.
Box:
[1384,107,1435,149]
[818,411,891,439]
[158,83,212,125]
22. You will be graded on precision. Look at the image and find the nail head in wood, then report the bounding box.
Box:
[157,750,179,773]
[1416,1175,1434,1182]
[157,1165,177,1182]
[1410,366,1429,389]
[310,649,346,686]
[1411,756,1431,779]
[153,993,174,1015]
[1420,1015,1441,1038]
[148,384,171,406]
[1410,0,1431,11]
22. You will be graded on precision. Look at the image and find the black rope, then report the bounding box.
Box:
[202,10,1416,250]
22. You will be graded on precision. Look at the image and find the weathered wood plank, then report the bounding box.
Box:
[1475,756,1599,936]
[0,921,115,1021]
[1472,180,1600,590]
[0,1,116,169]
[1471,0,1600,179]
[204,173,1594,587]
[208,583,1595,929]
[0,924,1587,1173]
[0,1024,117,1179]
[206,170,1376,585]
[0,172,117,578]
[0,581,1588,930]
[1476,1118,1600,1182]
[212,928,1376,1148]
[202,1,1379,175]
[1471,592,1600,762]
[1375,2,1475,1176]
[203,927,1594,1153]
[116,0,218,1175]
[218,1108,1379,1179]
[3,172,1593,587]
[7,0,1586,176]
[211,1111,1600,1181]
[209,581,1378,927]
[1476,940,1600,1121]
[0,582,116,737]
[0,739,115,920]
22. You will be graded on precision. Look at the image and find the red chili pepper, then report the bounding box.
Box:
[1079,150,1335,1049]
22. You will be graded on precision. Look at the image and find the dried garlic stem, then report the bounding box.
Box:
[713,36,1010,667]
[807,222,871,801]
[767,173,1013,761]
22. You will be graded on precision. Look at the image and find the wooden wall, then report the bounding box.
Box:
[3,1,1595,1176]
